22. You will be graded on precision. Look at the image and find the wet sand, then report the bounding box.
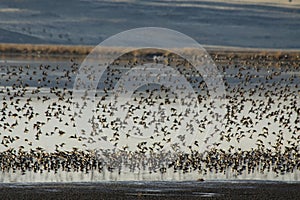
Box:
[0,181,299,200]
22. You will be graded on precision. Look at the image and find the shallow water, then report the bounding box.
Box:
[0,0,300,48]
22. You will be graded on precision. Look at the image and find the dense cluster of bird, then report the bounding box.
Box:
[0,51,299,179]
[0,148,298,178]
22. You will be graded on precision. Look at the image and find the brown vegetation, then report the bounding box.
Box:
[0,43,299,61]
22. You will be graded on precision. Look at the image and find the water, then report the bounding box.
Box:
[0,0,300,48]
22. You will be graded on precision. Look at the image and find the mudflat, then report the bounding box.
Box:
[0,181,299,200]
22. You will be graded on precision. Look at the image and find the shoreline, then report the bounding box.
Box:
[0,43,299,57]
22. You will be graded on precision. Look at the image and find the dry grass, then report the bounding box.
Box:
[0,43,92,56]
[0,43,299,61]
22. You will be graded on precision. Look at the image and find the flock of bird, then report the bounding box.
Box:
[0,51,299,179]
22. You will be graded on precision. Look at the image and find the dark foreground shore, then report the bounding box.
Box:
[0,181,299,200]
